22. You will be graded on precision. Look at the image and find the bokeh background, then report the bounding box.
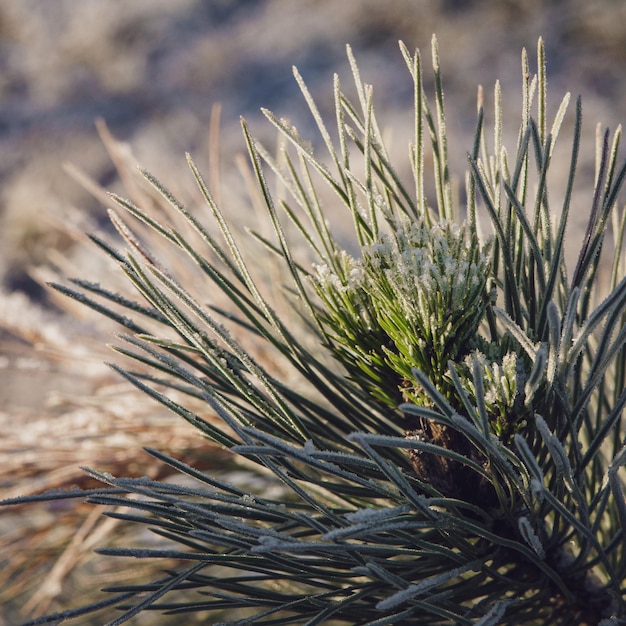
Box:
[2,0,626,301]
[1,1,626,623]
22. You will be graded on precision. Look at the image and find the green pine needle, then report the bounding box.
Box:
[5,36,626,625]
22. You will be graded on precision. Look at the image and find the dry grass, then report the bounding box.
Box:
[0,120,234,622]
[0,115,314,623]
[0,292,231,622]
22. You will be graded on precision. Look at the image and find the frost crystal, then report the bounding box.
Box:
[312,215,491,406]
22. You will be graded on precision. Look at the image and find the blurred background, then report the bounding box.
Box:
[1,0,626,622]
[2,0,626,301]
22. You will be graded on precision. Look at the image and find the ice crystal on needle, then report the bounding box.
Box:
[313,216,492,407]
